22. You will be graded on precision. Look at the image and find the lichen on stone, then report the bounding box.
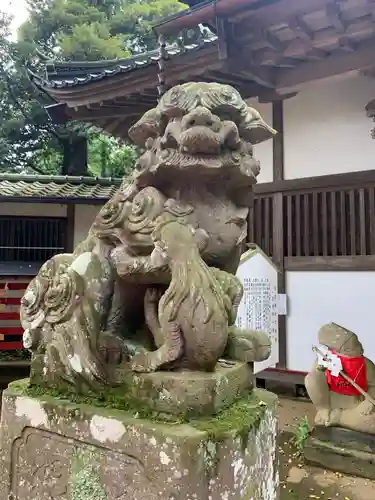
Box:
[200,439,218,475]
[69,448,107,500]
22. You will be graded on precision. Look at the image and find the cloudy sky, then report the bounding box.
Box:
[4,0,28,36]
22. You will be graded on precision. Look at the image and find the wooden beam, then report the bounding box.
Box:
[45,103,69,124]
[222,19,278,89]
[214,16,275,92]
[234,22,285,51]
[155,0,263,35]
[206,70,258,86]
[254,169,375,195]
[288,16,312,41]
[226,58,277,88]
[258,91,297,103]
[326,2,346,34]
[69,107,147,121]
[66,204,75,252]
[103,117,125,135]
[204,70,270,98]
[98,117,142,141]
[276,38,375,89]
[285,255,375,271]
[108,96,157,106]
[232,0,333,25]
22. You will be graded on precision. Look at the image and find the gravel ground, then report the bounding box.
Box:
[278,396,375,500]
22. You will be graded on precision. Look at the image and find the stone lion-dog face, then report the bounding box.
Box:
[128,82,276,192]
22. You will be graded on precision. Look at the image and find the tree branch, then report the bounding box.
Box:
[1,66,64,145]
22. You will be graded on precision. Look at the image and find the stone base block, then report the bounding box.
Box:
[32,355,253,418]
[0,379,279,500]
[305,426,375,480]
[124,361,254,418]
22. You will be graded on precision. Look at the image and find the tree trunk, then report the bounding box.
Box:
[61,136,88,176]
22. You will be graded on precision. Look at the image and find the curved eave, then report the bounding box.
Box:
[30,39,218,108]
[29,62,160,107]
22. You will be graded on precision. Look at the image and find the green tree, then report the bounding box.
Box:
[19,0,186,59]
[0,0,186,176]
[0,10,55,173]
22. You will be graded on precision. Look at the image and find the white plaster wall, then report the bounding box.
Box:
[0,202,66,217]
[247,100,274,183]
[284,73,375,179]
[286,271,375,372]
[73,204,101,247]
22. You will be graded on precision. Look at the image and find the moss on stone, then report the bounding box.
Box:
[9,379,275,443]
[11,377,163,418]
[9,378,185,424]
[190,389,271,441]
[69,448,107,500]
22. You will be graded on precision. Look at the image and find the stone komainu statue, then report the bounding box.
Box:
[20,82,275,391]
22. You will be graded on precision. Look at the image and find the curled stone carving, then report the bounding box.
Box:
[20,82,275,394]
[22,253,110,389]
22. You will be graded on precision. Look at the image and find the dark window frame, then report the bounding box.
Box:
[0,215,68,263]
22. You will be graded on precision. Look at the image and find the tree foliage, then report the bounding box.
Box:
[0,0,186,176]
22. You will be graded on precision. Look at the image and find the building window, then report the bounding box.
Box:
[0,216,67,263]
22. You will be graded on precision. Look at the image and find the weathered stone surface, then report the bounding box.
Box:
[0,381,279,500]
[20,82,275,392]
[305,426,375,480]
[124,361,254,418]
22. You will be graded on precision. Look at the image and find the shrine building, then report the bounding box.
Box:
[0,174,120,352]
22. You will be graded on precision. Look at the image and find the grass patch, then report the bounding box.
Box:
[291,416,310,455]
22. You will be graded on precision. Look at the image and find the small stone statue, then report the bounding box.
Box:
[306,322,375,434]
[20,82,275,392]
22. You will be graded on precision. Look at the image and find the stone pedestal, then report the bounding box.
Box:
[123,361,254,418]
[305,426,375,480]
[0,379,279,500]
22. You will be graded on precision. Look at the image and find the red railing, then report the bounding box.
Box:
[0,277,31,350]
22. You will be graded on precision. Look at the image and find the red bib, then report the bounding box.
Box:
[326,350,367,396]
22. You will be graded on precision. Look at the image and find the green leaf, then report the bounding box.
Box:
[0,0,185,175]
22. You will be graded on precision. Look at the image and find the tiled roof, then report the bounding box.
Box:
[35,35,217,89]
[0,174,121,202]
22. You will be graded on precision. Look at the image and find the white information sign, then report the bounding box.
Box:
[235,245,280,374]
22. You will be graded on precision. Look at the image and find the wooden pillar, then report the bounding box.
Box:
[272,101,284,182]
[272,101,287,369]
[66,204,75,252]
